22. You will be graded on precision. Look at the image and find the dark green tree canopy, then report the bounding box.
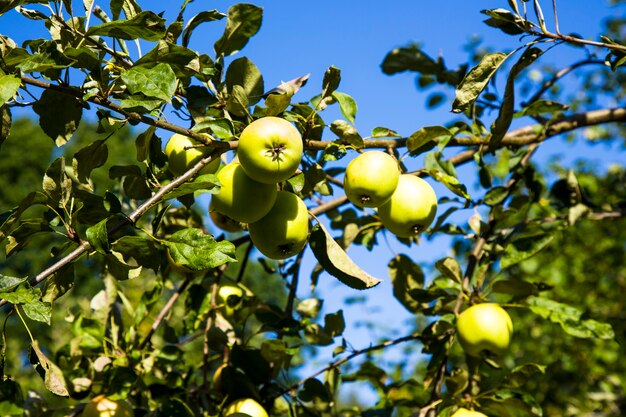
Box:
[0,1,624,417]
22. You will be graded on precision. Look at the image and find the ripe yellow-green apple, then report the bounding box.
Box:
[211,162,277,223]
[209,201,242,232]
[344,150,400,208]
[237,117,303,184]
[456,303,513,357]
[450,408,488,417]
[248,191,309,260]
[377,175,437,238]
[82,395,134,417]
[165,133,219,176]
[223,398,268,417]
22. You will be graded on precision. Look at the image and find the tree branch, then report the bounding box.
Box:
[20,75,231,149]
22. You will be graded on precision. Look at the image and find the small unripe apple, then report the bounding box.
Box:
[377,174,437,238]
[211,162,277,223]
[248,191,309,260]
[223,398,268,417]
[216,283,245,317]
[82,395,134,417]
[165,133,219,176]
[237,117,303,184]
[344,150,400,208]
[456,303,513,357]
[450,407,488,417]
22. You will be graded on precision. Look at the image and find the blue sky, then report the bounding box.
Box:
[1,0,625,403]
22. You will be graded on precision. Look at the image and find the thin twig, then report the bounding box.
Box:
[285,250,305,318]
[235,242,254,284]
[523,59,605,106]
[552,0,561,35]
[276,331,426,398]
[138,275,193,350]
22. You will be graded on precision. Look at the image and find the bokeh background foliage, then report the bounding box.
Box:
[0,0,625,416]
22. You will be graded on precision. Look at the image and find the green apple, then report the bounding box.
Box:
[223,398,268,417]
[216,283,245,317]
[248,191,309,260]
[344,150,400,208]
[165,133,220,176]
[456,303,513,357]
[82,395,134,417]
[450,408,488,417]
[211,162,277,223]
[377,174,437,238]
[209,201,243,233]
[237,117,303,184]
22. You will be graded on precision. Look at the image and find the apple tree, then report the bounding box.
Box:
[0,1,625,416]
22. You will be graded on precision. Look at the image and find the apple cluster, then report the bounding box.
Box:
[343,150,438,238]
[166,116,309,260]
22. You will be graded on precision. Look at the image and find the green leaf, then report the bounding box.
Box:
[428,169,470,199]
[500,234,554,269]
[309,222,381,290]
[381,44,440,75]
[42,263,75,303]
[329,120,363,148]
[121,63,177,102]
[321,66,341,99]
[225,57,264,107]
[264,74,309,116]
[481,389,543,417]
[162,173,220,200]
[484,186,509,206]
[452,52,509,113]
[407,126,452,155]
[388,254,425,313]
[505,363,546,389]
[134,41,199,77]
[482,8,529,35]
[527,296,615,340]
[490,47,543,146]
[372,127,401,138]
[0,74,20,104]
[0,275,28,292]
[214,3,263,56]
[0,191,48,240]
[226,84,249,117]
[85,217,111,255]
[33,89,82,146]
[0,380,24,416]
[118,96,164,114]
[435,257,462,284]
[324,310,345,337]
[164,228,237,271]
[112,235,161,271]
[30,340,69,396]
[492,279,539,298]
[332,91,357,124]
[515,99,568,118]
[73,139,109,185]
[0,285,51,324]
[87,10,166,41]
[182,10,225,47]
[43,157,72,207]
[109,165,152,199]
[0,105,10,148]
[6,219,52,256]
